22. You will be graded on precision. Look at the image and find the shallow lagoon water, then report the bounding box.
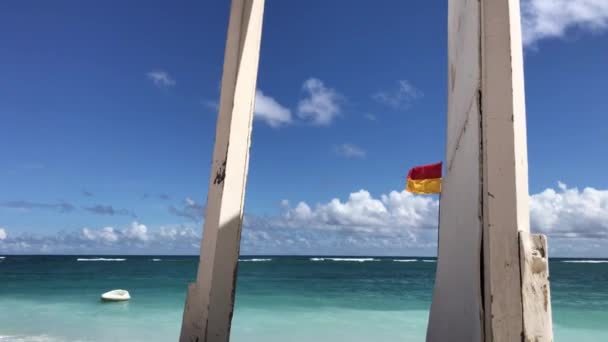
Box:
[1,256,607,341]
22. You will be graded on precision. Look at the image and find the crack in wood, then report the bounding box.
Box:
[447,94,478,172]
[213,160,227,185]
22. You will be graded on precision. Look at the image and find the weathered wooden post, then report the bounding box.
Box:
[427,0,553,341]
[179,0,265,341]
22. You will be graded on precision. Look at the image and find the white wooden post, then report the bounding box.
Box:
[179,1,265,341]
[427,0,553,341]
[519,231,553,340]
[481,0,530,340]
[427,0,484,339]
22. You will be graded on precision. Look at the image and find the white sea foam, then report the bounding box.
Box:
[562,260,608,264]
[239,258,272,262]
[0,335,62,342]
[310,257,377,262]
[422,260,436,263]
[76,258,126,262]
[393,259,417,262]
[0,256,5,259]
[152,258,162,262]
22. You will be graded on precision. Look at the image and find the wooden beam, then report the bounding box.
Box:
[428,0,552,340]
[519,232,553,341]
[179,1,265,341]
[481,0,529,339]
[426,0,484,340]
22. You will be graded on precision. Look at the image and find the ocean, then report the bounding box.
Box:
[0,256,607,341]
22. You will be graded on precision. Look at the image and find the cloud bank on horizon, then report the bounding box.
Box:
[1,183,606,257]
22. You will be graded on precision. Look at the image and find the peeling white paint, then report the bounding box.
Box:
[427,0,483,340]
[428,0,552,341]
[179,1,265,341]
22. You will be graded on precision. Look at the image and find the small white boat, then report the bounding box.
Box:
[101,289,130,302]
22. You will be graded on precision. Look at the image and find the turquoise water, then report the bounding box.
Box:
[0,256,607,341]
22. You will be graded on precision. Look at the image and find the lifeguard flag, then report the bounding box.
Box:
[406,162,442,194]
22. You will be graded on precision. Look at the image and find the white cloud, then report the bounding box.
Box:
[280,189,439,234]
[333,144,366,159]
[0,222,200,254]
[82,227,118,243]
[159,225,198,240]
[81,221,149,243]
[146,70,176,88]
[373,80,422,109]
[123,221,149,241]
[297,78,342,126]
[530,182,608,239]
[280,182,608,241]
[272,183,608,255]
[169,197,206,221]
[239,190,439,255]
[254,90,293,127]
[522,0,608,45]
[2,183,608,256]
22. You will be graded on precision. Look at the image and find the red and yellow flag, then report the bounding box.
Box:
[406,162,442,194]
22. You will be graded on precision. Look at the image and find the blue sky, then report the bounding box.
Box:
[1,0,607,256]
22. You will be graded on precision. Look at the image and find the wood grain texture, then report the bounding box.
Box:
[520,232,554,342]
[430,1,552,341]
[179,1,265,341]
[426,0,483,340]
[480,0,529,340]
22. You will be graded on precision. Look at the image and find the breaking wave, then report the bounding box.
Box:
[310,258,377,262]
[393,259,417,262]
[0,335,61,342]
[239,258,272,262]
[562,260,608,264]
[76,258,126,262]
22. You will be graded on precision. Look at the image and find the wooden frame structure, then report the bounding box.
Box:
[180,1,553,341]
[179,1,264,341]
[427,0,552,341]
